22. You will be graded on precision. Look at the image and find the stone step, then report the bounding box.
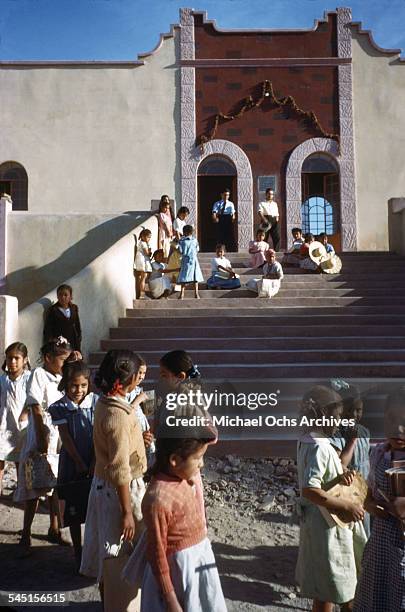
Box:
[146,287,405,298]
[90,348,405,366]
[129,298,405,310]
[101,336,405,351]
[88,361,405,377]
[121,312,405,325]
[196,265,405,274]
[112,324,405,338]
[197,251,404,259]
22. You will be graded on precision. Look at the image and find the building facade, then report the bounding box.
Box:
[1,7,405,257]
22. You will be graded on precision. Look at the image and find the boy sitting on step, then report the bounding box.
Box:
[207,244,241,290]
[282,227,305,267]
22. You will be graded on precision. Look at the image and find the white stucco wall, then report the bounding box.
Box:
[0,34,180,213]
[352,31,405,250]
[6,211,151,307]
[18,215,158,362]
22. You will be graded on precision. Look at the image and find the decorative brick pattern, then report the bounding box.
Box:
[179,10,253,249]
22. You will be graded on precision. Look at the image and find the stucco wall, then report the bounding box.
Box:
[6,211,151,308]
[18,215,158,362]
[352,31,405,250]
[0,35,180,213]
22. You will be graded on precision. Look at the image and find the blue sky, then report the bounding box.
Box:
[0,0,404,61]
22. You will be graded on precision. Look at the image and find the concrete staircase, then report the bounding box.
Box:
[90,252,405,454]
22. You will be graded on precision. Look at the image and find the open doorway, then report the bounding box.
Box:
[197,156,237,252]
[301,153,340,251]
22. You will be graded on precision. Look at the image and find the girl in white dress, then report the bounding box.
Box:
[0,342,31,495]
[247,249,283,297]
[149,250,179,299]
[135,228,153,300]
[15,337,72,551]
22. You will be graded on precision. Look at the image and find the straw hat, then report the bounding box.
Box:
[320,254,342,274]
[309,241,327,265]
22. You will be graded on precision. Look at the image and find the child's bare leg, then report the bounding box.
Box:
[48,491,60,533]
[194,282,200,299]
[0,460,4,495]
[312,600,334,612]
[179,285,185,300]
[139,272,145,297]
[69,523,82,568]
[21,498,39,543]
[15,462,19,486]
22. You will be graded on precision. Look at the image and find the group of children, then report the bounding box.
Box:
[296,381,405,612]
[0,321,404,610]
[0,337,227,611]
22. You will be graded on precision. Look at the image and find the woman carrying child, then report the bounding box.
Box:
[207,243,241,290]
[282,227,305,267]
[0,342,31,496]
[248,229,269,268]
[296,385,367,612]
[177,225,203,300]
[44,284,82,355]
[353,387,405,612]
[15,337,72,550]
[158,195,174,259]
[135,228,153,300]
[149,249,179,299]
[246,249,283,298]
[49,360,98,571]
[80,350,147,592]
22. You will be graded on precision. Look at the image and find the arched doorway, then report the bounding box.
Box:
[197,155,237,252]
[0,161,28,210]
[301,153,341,250]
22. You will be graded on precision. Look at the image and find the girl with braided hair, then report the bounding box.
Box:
[295,385,367,612]
[80,350,147,592]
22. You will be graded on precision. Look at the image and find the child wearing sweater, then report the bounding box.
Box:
[140,435,226,612]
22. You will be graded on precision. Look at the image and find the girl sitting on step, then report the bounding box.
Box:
[248,229,270,268]
[148,249,179,299]
[282,227,305,267]
[246,249,283,298]
[207,243,241,290]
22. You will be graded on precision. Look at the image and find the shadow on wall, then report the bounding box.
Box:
[6,211,150,309]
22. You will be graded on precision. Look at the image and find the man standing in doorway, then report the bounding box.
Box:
[257,188,280,251]
[212,188,236,251]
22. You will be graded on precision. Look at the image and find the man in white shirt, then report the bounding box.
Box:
[212,188,236,251]
[257,188,280,251]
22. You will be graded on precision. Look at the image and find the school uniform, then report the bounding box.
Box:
[14,368,63,502]
[173,217,186,237]
[207,255,241,290]
[296,433,367,604]
[0,370,31,462]
[49,393,98,526]
[212,199,235,251]
[44,303,82,351]
[177,236,204,284]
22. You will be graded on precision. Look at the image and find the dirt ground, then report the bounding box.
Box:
[0,459,315,612]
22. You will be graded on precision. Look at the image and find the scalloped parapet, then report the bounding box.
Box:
[350,21,405,62]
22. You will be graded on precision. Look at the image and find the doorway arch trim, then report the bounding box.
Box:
[182,139,253,249]
[285,137,357,251]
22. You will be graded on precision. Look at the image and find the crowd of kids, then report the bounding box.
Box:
[133,194,343,302]
[1,324,403,611]
[0,274,404,611]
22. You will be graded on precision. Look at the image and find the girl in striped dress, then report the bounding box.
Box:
[353,387,405,612]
